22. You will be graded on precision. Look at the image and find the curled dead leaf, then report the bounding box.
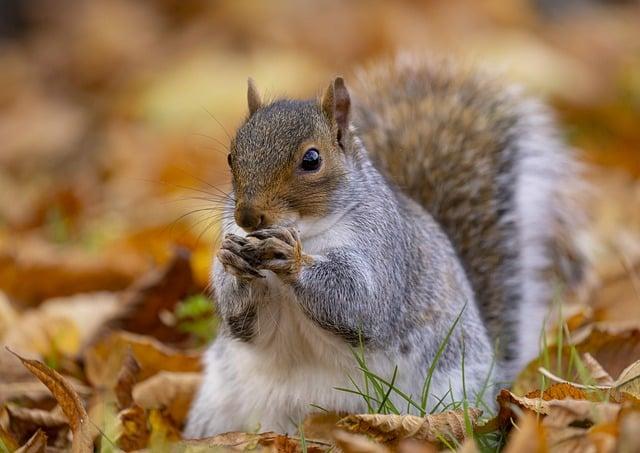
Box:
[15,429,47,453]
[332,429,390,453]
[337,408,481,445]
[513,323,640,395]
[8,349,96,453]
[117,404,149,452]
[84,331,201,381]
[5,405,67,446]
[90,249,195,344]
[582,352,615,386]
[114,351,141,409]
[503,413,546,453]
[132,371,201,425]
[176,431,330,452]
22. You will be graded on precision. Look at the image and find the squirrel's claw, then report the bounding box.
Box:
[218,240,265,280]
[247,226,299,248]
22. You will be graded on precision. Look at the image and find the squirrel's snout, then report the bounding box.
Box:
[235,204,266,232]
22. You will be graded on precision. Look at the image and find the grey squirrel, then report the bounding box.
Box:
[185,55,580,437]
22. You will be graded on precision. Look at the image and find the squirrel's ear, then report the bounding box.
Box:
[247,78,262,116]
[321,77,351,143]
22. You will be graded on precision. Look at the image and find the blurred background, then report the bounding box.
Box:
[0,0,639,317]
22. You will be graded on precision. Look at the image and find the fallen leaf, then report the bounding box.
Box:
[0,426,20,452]
[618,408,640,453]
[525,382,588,401]
[513,323,640,395]
[502,413,546,453]
[132,371,201,425]
[582,352,614,386]
[2,292,120,359]
[337,408,481,446]
[90,249,195,344]
[614,359,640,400]
[332,430,390,453]
[114,351,141,409]
[302,412,347,444]
[14,429,47,453]
[6,405,68,446]
[174,431,330,452]
[0,238,144,307]
[117,404,149,452]
[543,399,620,428]
[9,350,96,453]
[148,407,181,448]
[84,331,201,381]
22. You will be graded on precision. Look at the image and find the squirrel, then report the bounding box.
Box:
[185,55,580,437]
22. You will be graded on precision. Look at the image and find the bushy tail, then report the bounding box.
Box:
[352,55,583,375]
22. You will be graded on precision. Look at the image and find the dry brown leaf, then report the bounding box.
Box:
[582,352,614,386]
[337,408,481,445]
[0,238,144,307]
[117,404,149,452]
[2,292,120,360]
[399,438,441,453]
[332,429,390,453]
[302,411,347,443]
[618,408,640,453]
[613,359,640,399]
[175,431,330,452]
[0,378,91,408]
[9,350,96,453]
[513,324,640,395]
[6,405,68,446]
[493,389,552,429]
[91,249,194,344]
[543,399,620,428]
[84,331,201,382]
[502,413,546,453]
[14,429,47,453]
[132,371,201,425]
[114,351,141,409]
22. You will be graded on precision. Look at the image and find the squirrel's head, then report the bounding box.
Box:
[228,77,352,232]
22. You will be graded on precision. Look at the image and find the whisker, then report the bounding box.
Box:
[202,107,232,141]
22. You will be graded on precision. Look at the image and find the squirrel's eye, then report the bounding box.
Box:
[227,154,232,167]
[300,148,321,172]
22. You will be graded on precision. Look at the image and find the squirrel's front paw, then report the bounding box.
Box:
[246,227,312,282]
[217,234,265,280]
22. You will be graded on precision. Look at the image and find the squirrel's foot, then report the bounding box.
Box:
[218,234,265,280]
[246,226,312,282]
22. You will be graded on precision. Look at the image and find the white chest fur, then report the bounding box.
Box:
[197,216,365,433]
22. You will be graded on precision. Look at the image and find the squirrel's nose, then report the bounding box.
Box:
[235,205,265,232]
